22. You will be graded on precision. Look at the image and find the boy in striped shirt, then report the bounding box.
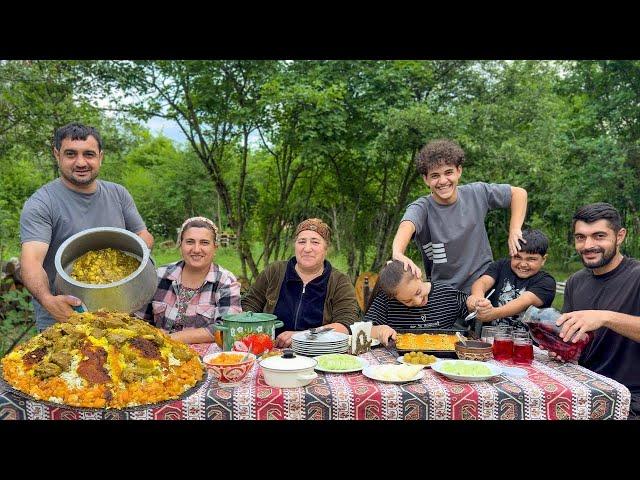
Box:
[366,260,478,345]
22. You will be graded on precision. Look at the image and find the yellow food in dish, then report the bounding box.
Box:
[396,333,458,351]
[71,248,140,284]
[205,352,246,365]
[1,311,204,409]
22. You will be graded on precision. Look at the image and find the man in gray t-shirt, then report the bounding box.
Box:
[392,139,528,308]
[402,182,512,292]
[19,123,154,331]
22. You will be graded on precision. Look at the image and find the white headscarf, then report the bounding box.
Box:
[176,216,219,246]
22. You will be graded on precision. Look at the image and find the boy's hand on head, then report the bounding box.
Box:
[392,253,422,279]
[508,228,525,257]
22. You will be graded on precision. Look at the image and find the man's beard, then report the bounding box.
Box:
[61,169,98,186]
[579,245,617,269]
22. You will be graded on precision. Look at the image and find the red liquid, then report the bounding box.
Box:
[528,324,594,362]
[513,343,534,364]
[492,338,513,361]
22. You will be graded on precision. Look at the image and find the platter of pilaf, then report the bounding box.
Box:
[0,311,205,410]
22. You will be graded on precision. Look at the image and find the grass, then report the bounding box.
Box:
[542,260,584,283]
[151,242,572,311]
[3,237,584,279]
[4,238,584,283]
[151,241,352,277]
[552,293,564,311]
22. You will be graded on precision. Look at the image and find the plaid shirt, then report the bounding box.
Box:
[135,261,241,337]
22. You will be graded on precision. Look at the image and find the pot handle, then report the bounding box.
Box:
[297,371,318,381]
[213,320,228,332]
[274,320,284,328]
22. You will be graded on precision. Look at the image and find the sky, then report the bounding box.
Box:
[95,95,262,147]
[146,117,262,147]
[146,116,187,144]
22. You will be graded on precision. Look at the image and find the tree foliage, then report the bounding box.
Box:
[2,59,639,287]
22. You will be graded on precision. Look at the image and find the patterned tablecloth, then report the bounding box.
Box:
[0,344,630,420]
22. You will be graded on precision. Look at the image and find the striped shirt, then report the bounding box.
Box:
[363,281,470,330]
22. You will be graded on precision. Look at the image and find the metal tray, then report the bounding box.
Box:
[392,328,468,358]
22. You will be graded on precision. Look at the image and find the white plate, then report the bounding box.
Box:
[362,365,425,383]
[431,360,502,382]
[292,331,350,343]
[293,349,349,356]
[314,355,369,373]
[293,347,349,355]
[396,355,440,368]
[292,341,349,348]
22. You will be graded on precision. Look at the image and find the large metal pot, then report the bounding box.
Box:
[54,227,157,313]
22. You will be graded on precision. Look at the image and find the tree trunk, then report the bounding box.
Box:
[371,154,420,271]
[347,248,356,280]
[331,205,341,252]
[235,128,261,281]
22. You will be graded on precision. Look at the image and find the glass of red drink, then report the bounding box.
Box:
[492,330,513,361]
[512,332,533,365]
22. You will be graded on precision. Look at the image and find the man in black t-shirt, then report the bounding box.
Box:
[552,203,640,418]
[471,229,556,330]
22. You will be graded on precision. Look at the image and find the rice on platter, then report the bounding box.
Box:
[1,311,204,409]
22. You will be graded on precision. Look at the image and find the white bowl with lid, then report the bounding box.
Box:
[259,349,318,388]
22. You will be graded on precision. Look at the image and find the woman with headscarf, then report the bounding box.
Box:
[136,216,241,344]
[242,218,360,348]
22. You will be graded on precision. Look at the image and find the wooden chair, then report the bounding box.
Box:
[355,272,379,312]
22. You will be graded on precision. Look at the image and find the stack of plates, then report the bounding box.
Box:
[291,330,349,356]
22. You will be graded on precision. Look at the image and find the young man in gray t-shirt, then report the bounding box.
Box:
[19,123,154,331]
[392,139,528,303]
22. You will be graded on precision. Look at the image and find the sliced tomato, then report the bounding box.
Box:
[241,333,274,355]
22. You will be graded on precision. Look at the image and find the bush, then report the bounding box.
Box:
[0,282,36,357]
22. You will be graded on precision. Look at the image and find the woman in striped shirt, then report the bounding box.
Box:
[366,260,482,345]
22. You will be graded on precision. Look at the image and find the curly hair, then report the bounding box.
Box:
[414,139,465,176]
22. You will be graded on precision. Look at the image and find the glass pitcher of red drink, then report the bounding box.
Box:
[521,306,593,362]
